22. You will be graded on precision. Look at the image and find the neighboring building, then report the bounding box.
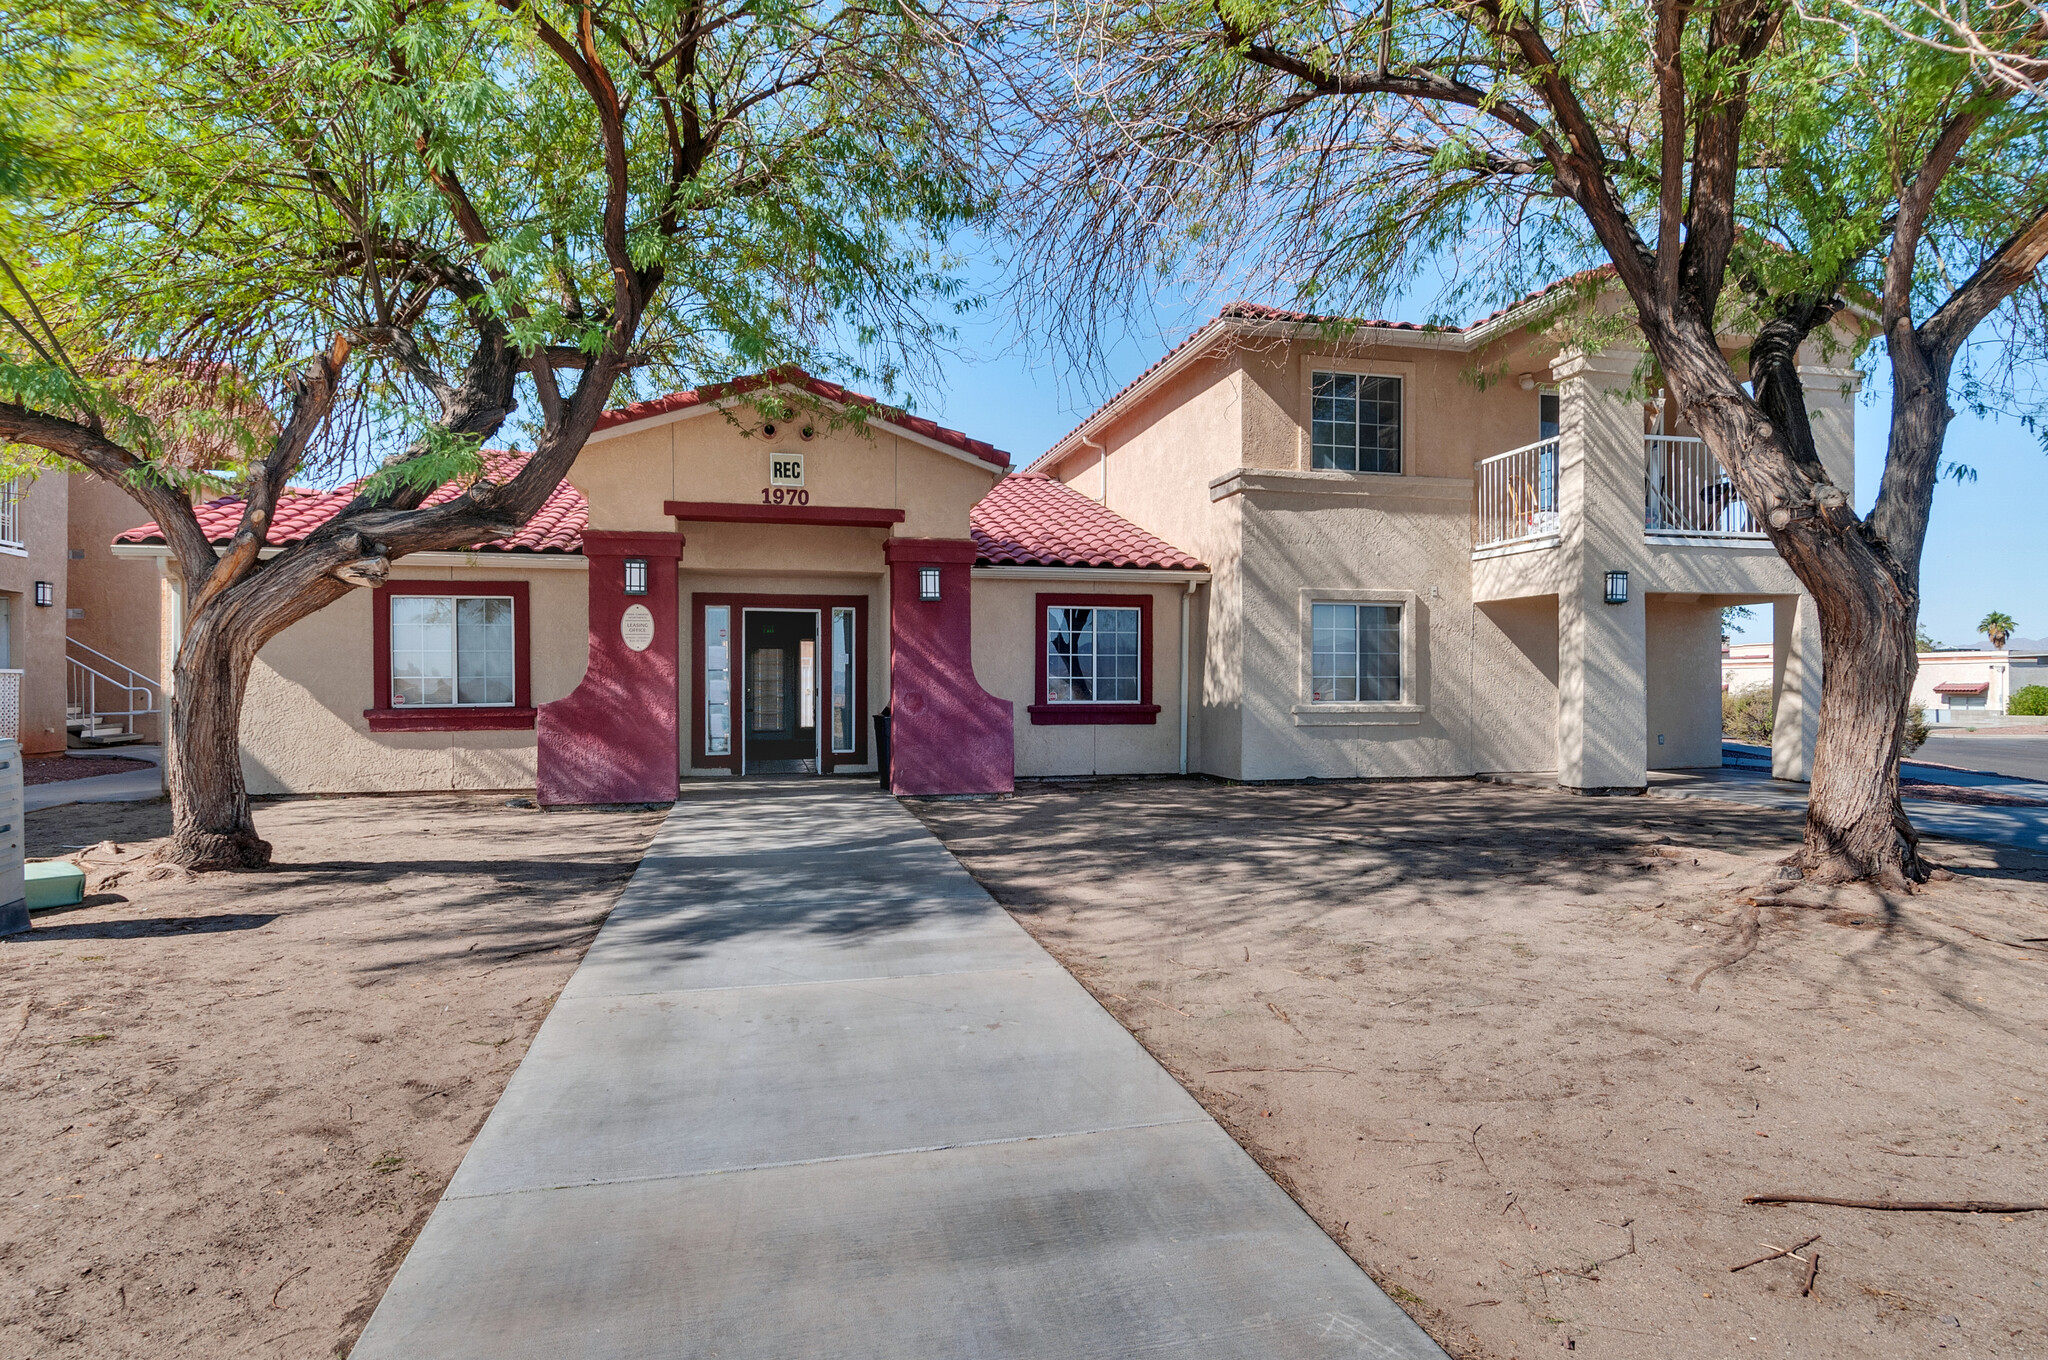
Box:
[0,471,161,754]
[1726,640,2048,718]
[112,277,1845,800]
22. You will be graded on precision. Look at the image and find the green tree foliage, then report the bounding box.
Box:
[0,0,984,865]
[1978,610,2017,647]
[2010,684,2048,716]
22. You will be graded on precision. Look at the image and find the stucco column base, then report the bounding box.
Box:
[538,531,686,807]
[884,539,1014,797]
[1772,594,1821,782]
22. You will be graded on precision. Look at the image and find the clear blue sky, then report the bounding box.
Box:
[902,251,2046,651]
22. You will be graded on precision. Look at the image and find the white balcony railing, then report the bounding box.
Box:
[1644,436,1765,539]
[1473,437,1560,550]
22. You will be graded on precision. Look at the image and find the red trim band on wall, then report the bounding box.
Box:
[664,500,906,528]
[365,579,532,732]
[1030,591,1159,726]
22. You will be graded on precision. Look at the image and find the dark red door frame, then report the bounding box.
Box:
[691,592,870,774]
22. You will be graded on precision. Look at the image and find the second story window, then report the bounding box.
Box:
[1311,372,1402,474]
[0,477,23,550]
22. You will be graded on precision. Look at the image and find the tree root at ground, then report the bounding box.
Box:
[1690,901,1763,992]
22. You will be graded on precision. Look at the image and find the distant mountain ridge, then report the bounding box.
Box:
[2008,636,2048,653]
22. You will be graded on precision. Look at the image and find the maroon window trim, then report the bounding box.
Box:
[691,592,870,773]
[1030,592,1160,725]
[365,580,534,732]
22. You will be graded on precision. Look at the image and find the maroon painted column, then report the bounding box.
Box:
[537,530,686,806]
[883,538,1014,797]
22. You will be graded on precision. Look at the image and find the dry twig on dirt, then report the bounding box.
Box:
[1729,1234,1822,1272]
[1691,902,1763,992]
[1746,1194,2048,1213]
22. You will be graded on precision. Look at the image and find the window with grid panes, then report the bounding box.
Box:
[1309,603,1401,703]
[1045,606,1141,703]
[1310,372,1401,473]
[389,595,515,706]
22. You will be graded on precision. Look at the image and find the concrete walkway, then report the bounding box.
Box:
[27,746,163,813]
[352,780,1444,1360]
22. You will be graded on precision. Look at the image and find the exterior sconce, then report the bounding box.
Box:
[919,567,941,601]
[622,558,648,596]
[33,581,53,607]
[1603,570,1629,606]
[1517,373,1537,391]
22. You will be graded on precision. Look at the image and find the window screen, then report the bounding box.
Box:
[1046,607,1141,703]
[1310,603,1401,703]
[1311,372,1402,473]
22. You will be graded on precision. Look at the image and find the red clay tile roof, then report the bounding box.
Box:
[1933,681,1991,695]
[971,475,1204,571]
[113,453,588,554]
[597,365,1011,470]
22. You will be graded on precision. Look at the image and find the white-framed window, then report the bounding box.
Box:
[0,477,22,549]
[704,604,732,755]
[1311,602,1401,703]
[1311,372,1402,473]
[830,607,857,753]
[390,595,515,707]
[1047,606,1141,703]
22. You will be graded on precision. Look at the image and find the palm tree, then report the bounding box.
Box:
[1979,611,2017,650]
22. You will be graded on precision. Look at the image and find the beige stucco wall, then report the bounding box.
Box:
[971,574,1192,777]
[0,472,70,752]
[1472,597,1560,773]
[1645,596,1724,770]
[1231,478,1476,781]
[575,402,1002,541]
[237,562,589,795]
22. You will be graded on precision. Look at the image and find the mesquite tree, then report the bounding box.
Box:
[998,0,2048,885]
[0,0,978,868]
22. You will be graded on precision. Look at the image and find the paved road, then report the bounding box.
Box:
[351,780,1444,1360]
[1652,767,2048,857]
[1916,731,2048,784]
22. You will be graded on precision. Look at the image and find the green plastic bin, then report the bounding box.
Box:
[26,861,86,910]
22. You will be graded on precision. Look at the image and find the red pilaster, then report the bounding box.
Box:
[883,538,1014,797]
[537,530,686,806]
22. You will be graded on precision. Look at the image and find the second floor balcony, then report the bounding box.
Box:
[1473,434,1766,556]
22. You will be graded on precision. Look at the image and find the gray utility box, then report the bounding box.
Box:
[0,740,23,935]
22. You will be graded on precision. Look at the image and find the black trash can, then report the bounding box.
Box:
[873,709,892,790]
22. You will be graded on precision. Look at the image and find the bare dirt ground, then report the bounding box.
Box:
[2,794,663,1359]
[916,779,2048,1360]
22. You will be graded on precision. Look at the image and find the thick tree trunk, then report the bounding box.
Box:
[1799,572,1925,886]
[161,604,271,870]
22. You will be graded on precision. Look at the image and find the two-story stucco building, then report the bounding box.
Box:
[115,278,1841,799]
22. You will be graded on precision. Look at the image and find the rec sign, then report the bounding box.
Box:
[768,453,805,487]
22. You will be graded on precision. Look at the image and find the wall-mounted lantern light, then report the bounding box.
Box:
[33,581,53,607]
[919,567,942,601]
[1603,570,1629,606]
[622,558,648,596]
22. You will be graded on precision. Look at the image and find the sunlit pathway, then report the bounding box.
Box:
[350,779,1445,1360]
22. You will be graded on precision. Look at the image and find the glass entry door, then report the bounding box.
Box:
[742,609,818,772]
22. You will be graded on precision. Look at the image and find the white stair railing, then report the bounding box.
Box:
[65,640,162,738]
[1644,436,1765,538]
[1474,437,1561,550]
